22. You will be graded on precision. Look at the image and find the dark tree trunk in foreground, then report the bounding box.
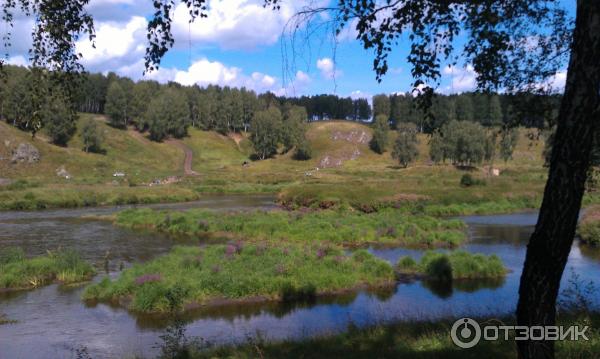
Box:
[517,1,600,358]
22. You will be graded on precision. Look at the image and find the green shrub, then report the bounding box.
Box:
[578,220,600,246]
[460,174,486,187]
[397,256,417,271]
[396,251,506,281]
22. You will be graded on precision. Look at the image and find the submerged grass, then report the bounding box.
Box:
[397,250,507,280]
[0,247,95,290]
[82,244,394,313]
[115,208,467,248]
[175,313,600,359]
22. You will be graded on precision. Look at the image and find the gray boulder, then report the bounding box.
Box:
[11,143,40,164]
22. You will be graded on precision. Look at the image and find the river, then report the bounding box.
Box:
[1,197,599,358]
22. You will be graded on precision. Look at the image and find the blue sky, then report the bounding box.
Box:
[3,0,572,99]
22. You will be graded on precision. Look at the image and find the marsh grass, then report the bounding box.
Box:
[397,251,506,280]
[82,244,394,313]
[115,208,467,248]
[0,247,95,290]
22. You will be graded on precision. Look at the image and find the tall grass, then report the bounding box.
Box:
[115,208,467,248]
[82,244,394,313]
[397,250,506,280]
[0,247,95,290]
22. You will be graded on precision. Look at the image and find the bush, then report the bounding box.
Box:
[369,115,389,154]
[392,123,419,167]
[578,211,600,246]
[460,173,486,187]
[293,139,313,160]
[423,255,452,282]
[397,256,417,271]
[396,251,506,281]
[80,118,105,153]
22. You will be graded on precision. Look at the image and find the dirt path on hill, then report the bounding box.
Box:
[166,140,199,176]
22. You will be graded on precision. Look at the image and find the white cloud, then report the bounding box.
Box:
[273,70,311,96]
[316,57,341,79]
[174,58,241,87]
[442,64,477,93]
[76,16,147,72]
[6,55,28,67]
[172,0,300,50]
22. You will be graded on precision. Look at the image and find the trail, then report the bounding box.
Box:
[166,139,199,176]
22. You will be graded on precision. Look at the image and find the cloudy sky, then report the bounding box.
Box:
[2,0,569,98]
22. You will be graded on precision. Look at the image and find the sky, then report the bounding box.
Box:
[2,0,570,99]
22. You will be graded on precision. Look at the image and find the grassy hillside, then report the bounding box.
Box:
[0,115,198,209]
[0,116,555,211]
[0,114,183,184]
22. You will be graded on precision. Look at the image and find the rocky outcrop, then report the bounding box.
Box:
[331,130,371,144]
[11,143,40,164]
[56,165,72,179]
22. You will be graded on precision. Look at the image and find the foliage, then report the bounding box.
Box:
[281,105,308,152]
[392,123,419,167]
[44,91,77,145]
[250,106,282,160]
[577,207,600,246]
[146,88,190,141]
[397,251,506,280]
[499,128,519,162]
[369,114,389,154]
[460,174,486,187]
[104,81,129,129]
[372,94,391,119]
[82,244,394,312]
[115,207,467,248]
[293,138,312,160]
[0,247,95,290]
[80,118,104,153]
[433,120,489,166]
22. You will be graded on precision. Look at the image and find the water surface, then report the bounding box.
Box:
[1,205,599,358]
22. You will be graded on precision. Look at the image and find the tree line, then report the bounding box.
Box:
[372,92,561,133]
[0,64,554,163]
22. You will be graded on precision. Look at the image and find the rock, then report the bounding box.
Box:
[11,143,40,164]
[491,168,500,176]
[56,165,71,179]
[113,172,126,177]
[331,130,371,144]
[0,178,13,186]
[4,140,10,148]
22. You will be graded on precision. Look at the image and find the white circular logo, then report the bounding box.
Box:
[451,317,481,348]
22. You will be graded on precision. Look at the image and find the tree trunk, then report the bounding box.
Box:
[516,2,600,358]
